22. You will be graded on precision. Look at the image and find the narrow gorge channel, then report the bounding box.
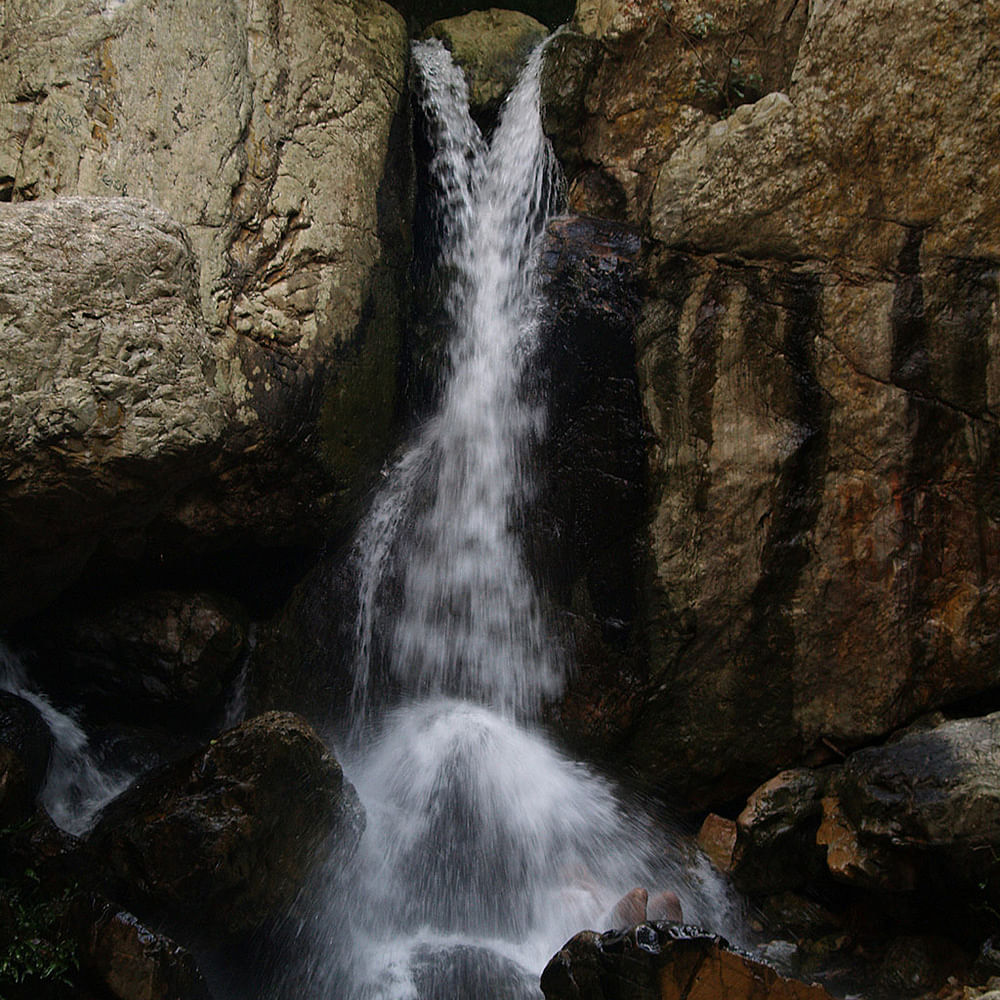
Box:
[263,39,738,1000]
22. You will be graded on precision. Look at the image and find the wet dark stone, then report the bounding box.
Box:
[0,690,52,825]
[411,944,539,1000]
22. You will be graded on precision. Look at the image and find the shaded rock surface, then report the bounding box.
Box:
[26,589,248,721]
[0,0,411,621]
[90,711,363,940]
[541,0,1000,804]
[534,215,649,754]
[822,711,1000,903]
[0,691,52,826]
[541,923,835,1000]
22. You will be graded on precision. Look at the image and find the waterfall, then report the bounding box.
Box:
[269,38,741,1000]
[0,642,131,836]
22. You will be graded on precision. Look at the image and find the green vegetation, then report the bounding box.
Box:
[0,874,78,993]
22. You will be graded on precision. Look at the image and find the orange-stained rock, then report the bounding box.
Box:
[697,814,736,873]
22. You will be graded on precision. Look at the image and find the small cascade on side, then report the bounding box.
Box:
[0,641,132,836]
[276,38,742,1000]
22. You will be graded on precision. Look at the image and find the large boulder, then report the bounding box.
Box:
[0,197,226,623]
[0,0,411,620]
[541,923,835,1000]
[542,0,1000,804]
[90,711,364,940]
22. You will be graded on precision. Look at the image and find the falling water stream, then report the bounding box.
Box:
[269,38,741,1000]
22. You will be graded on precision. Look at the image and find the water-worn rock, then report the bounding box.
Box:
[0,691,52,826]
[0,198,225,623]
[422,9,549,122]
[90,711,363,940]
[29,590,248,720]
[541,923,835,1000]
[0,0,411,619]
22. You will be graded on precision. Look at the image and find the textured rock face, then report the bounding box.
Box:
[541,924,835,1000]
[90,711,364,940]
[534,216,648,754]
[0,198,225,622]
[0,0,410,619]
[543,0,1000,803]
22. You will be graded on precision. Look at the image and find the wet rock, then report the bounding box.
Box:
[611,887,648,927]
[411,943,538,1000]
[79,897,211,1000]
[0,691,53,826]
[756,893,841,943]
[29,590,248,720]
[878,934,969,996]
[820,712,1000,901]
[90,712,363,941]
[731,770,828,895]
[541,923,835,1000]
[538,0,1000,808]
[626,244,1000,805]
[534,216,648,757]
[422,9,549,123]
[648,890,683,923]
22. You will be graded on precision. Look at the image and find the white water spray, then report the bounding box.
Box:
[278,39,740,1000]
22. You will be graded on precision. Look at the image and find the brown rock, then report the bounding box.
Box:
[90,711,364,940]
[30,590,248,718]
[697,814,736,874]
[730,770,827,895]
[81,898,211,1000]
[541,0,1000,808]
[0,691,52,827]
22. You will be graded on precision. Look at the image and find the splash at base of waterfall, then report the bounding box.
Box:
[265,37,742,1000]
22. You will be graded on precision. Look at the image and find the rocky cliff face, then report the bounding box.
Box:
[543,0,1000,804]
[0,0,411,622]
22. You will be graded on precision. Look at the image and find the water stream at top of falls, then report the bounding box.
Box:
[269,38,742,1000]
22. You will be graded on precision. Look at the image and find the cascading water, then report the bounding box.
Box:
[0,641,131,836]
[270,37,741,1000]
